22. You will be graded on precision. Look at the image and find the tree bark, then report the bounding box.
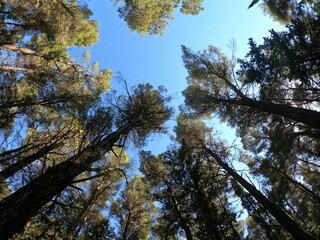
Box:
[1,44,42,56]
[204,147,317,240]
[0,144,35,161]
[267,163,320,205]
[0,44,98,82]
[217,98,320,130]
[244,98,320,130]
[0,125,130,240]
[192,175,224,239]
[204,59,320,130]
[171,196,193,240]
[0,142,59,182]
[69,180,110,239]
[0,65,34,73]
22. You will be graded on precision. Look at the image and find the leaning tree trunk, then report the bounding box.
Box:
[0,125,130,240]
[0,142,60,182]
[244,98,320,130]
[213,65,320,130]
[204,147,317,240]
[218,98,320,130]
[69,180,110,239]
[170,195,193,240]
[192,177,226,239]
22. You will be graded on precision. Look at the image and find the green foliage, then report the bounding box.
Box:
[0,181,10,200]
[247,0,319,24]
[110,174,156,240]
[1,0,99,52]
[113,0,204,35]
[16,148,130,239]
[239,16,320,88]
[141,120,242,239]
[0,1,173,238]
[180,0,204,15]
[261,0,320,24]
[181,44,237,120]
[1,1,320,239]
[181,4,320,239]
[114,83,173,146]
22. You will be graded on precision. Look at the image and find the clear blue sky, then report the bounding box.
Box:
[75,0,284,159]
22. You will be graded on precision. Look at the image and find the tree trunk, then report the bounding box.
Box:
[0,143,59,182]
[244,98,320,130]
[204,147,317,240]
[0,65,34,74]
[208,63,320,130]
[69,180,109,239]
[0,44,96,81]
[220,98,320,130]
[171,196,193,240]
[267,163,320,205]
[0,125,130,240]
[192,175,224,239]
[1,44,42,56]
[0,144,35,162]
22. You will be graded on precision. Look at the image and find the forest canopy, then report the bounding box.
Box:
[0,0,320,239]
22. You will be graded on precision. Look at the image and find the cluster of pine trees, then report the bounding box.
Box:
[0,0,319,239]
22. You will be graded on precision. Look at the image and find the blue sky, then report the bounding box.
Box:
[75,0,285,159]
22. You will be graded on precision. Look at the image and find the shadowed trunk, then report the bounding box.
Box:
[204,147,317,240]
[0,142,60,182]
[244,98,320,130]
[202,59,320,130]
[69,180,110,239]
[171,195,193,240]
[215,98,320,130]
[0,125,130,240]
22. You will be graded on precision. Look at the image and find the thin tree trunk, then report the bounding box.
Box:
[0,65,34,73]
[69,180,109,239]
[122,209,132,240]
[171,196,193,240]
[267,163,320,204]
[0,44,97,82]
[0,142,59,182]
[0,144,35,161]
[204,147,317,240]
[192,175,223,239]
[0,125,130,240]
[70,197,97,239]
